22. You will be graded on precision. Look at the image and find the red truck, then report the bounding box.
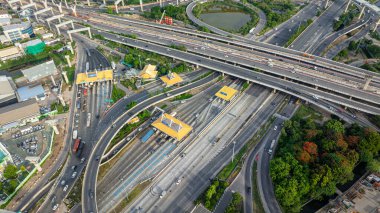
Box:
[73,138,81,153]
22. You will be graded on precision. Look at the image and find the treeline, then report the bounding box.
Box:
[271,112,380,212]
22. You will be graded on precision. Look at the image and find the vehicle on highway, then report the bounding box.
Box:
[60,180,66,186]
[312,95,319,100]
[81,157,86,163]
[63,185,69,192]
[89,190,94,198]
[72,130,78,140]
[273,125,277,131]
[176,178,182,185]
[52,203,58,210]
[268,139,276,155]
[73,138,82,153]
[87,113,91,127]
[95,155,100,161]
[246,186,251,193]
[76,141,85,158]
[71,165,77,170]
[76,100,81,109]
[51,195,56,203]
[159,190,167,198]
[71,171,77,179]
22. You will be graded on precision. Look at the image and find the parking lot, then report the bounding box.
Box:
[0,123,53,166]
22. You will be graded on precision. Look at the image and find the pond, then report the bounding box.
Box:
[199,4,252,32]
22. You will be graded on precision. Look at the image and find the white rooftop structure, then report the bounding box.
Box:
[21,60,58,82]
[0,76,17,107]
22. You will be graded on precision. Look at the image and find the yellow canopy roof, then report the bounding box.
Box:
[160,72,183,86]
[140,64,158,79]
[76,69,113,84]
[152,113,192,141]
[215,86,238,101]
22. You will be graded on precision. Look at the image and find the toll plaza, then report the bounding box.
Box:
[215,86,238,101]
[160,72,183,87]
[76,69,113,85]
[152,113,192,141]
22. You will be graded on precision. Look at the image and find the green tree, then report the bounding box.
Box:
[270,157,291,182]
[367,159,380,173]
[325,119,344,138]
[3,164,18,179]
[20,165,26,172]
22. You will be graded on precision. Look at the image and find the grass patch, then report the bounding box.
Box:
[169,44,187,51]
[293,104,322,121]
[285,19,313,47]
[242,81,250,91]
[112,180,152,212]
[252,161,265,213]
[195,180,229,211]
[63,65,76,85]
[65,172,83,209]
[121,79,138,90]
[217,145,247,181]
[173,93,193,101]
[112,84,126,102]
[225,192,243,213]
[50,102,69,114]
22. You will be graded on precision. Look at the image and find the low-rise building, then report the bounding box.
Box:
[0,10,11,19]
[0,45,24,62]
[17,84,45,102]
[160,72,183,87]
[0,99,40,134]
[21,60,58,83]
[23,39,45,55]
[0,17,11,26]
[3,21,34,42]
[0,76,17,107]
[139,64,158,79]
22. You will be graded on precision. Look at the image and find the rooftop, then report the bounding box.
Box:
[17,84,45,101]
[21,60,58,82]
[160,72,183,86]
[76,69,113,84]
[0,99,40,126]
[24,39,43,47]
[215,86,238,101]
[152,113,192,141]
[0,17,11,24]
[0,76,15,100]
[3,21,31,31]
[0,46,21,58]
[139,64,158,79]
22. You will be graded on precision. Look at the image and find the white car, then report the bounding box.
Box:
[176,179,182,185]
[273,126,278,131]
[63,185,69,192]
[52,204,59,210]
[71,171,77,178]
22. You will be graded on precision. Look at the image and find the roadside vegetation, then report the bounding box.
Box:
[252,162,265,213]
[195,180,229,211]
[285,19,313,47]
[109,110,151,151]
[50,101,69,114]
[173,93,192,101]
[270,105,380,212]
[333,5,359,31]
[193,0,259,35]
[143,5,190,24]
[333,39,380,72]
[0,42,72,72]
[250,0,300,34]
[225,192,243,213]
[112,84,126,102]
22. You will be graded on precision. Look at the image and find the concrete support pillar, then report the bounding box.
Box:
[159,0,162,7]
[58,94,65,107]
[56,26,61,35]
[176,0,178,5]
[58,2,62,13]
[374,18,380,32]
[87,0,90,6]
[88,29,92,39]
[34,163,42,172]
[52,125,59,134]
[359,6,365,19]
[140,0,143,11]
[325,0,329,9]
[68,42,74,54]
[62,71,69,83]
[103,0,106,5]
[50,75,56,86]
[122,0,124,6]
[273,89,277,93]
[69,33,73,42]
[363,75,372,90]
[315,86,318,89]
[64,0,68,8]
[65,55,71,67]
[43,0,47,8]
[344,0,351,13]
[221,72,224,77]
[196,64,199,69]
[115,4,118,13]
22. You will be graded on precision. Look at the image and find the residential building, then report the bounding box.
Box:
[0,17,11,26]
[3,22,34,42]
[0,45,24,62]
[17,84,45,102]
[21,60,58,83]
[139,64,158,79]
[0,76,17,107]
[0,10,11,19]
[0,99,40,134]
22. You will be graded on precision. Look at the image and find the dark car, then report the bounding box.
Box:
[247,187,251,193]
[89,190,94,199]
[95,155,100,161]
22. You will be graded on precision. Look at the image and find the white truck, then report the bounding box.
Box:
[268,139,276,155]
[87,113,91,127]
[72,130,78,139]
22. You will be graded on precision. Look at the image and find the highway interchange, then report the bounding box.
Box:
[7,0,380,212]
